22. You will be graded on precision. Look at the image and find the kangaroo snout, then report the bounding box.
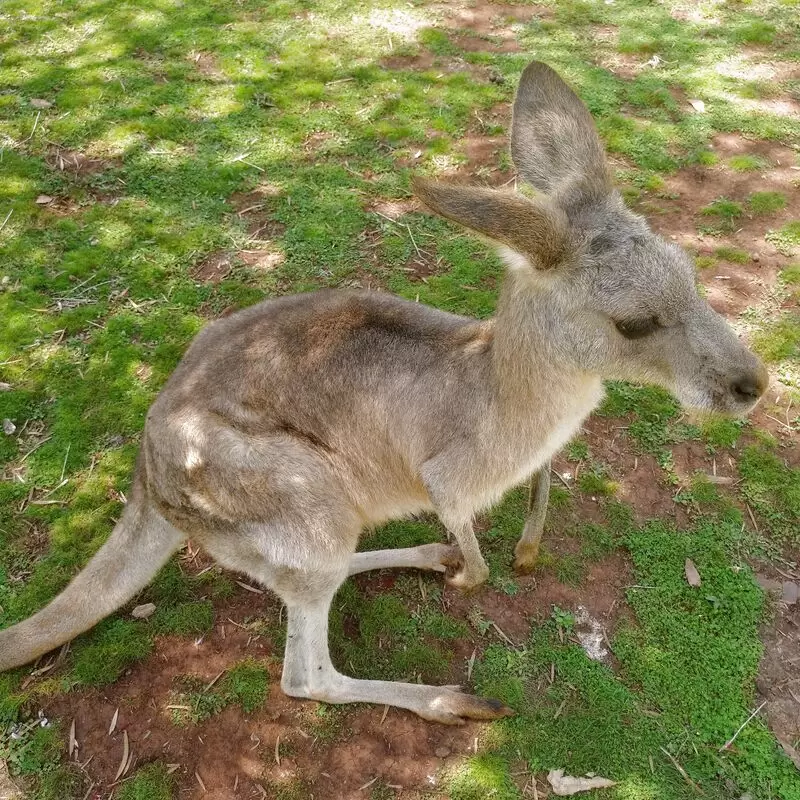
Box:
[728,358,769,411]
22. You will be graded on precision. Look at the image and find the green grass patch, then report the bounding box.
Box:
[752,313,800,363]
[464,511,799,799]
[748,191,787,215]
[700,415,746,450]
[701,198,744,231]
[576,465,618,497]
[118,763,176,800]
[728,155,768,172]
[152,601,214,637]
[169,658,269,725]
[739,445,800,548]
[714,246,749,264]
[767,221,800,256]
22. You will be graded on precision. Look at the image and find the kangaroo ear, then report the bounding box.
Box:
[413,178,572,271]
[511,61,611,206]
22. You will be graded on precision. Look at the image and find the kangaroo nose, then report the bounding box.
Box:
[731,378,760,403]
[731,365,768,404]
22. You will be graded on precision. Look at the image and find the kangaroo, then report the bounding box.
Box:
[0,62,767,724]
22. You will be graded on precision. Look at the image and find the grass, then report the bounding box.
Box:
[118,764,176,800]
[767,221,800,256]
[169,658,269,725]
[1,0,799,795]
[748,191,787,215]
[465,507,800,800]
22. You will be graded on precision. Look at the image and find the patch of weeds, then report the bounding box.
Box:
[1,721,85,800]
[700,198,744,231]
[566,438,589,461]
[69,618,152,686]
[695,255,716,270]
[223,658,270,713]
[303,704,349,744]
[674,473,724,512]
[260,776,311,800]
[549,485,571,510]
[701,415,747,450]
[748,191,786,215]
[599,382,678,420]
[766,221,800,256]
[781,264,800,287]
[732,19,776,44]
[152,601,214,636]
[577,522,617,560]
[330,583,454,684]
[752,313,800,363]
[555,554,584,586]
[714,246,749,264]
[118,763,176,800]
[550,605,576,633]
[598,383,689,461]
[576,465,618,497]
[692,149,719,166]
[728,154,767,172]
[738,445,800,547]
[169,658,269,724]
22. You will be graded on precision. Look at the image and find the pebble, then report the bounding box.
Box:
[781,581,799,606]
[435,746,451,758]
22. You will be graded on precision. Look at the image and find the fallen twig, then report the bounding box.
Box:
[719,701,766,752]
[659,746,703,794]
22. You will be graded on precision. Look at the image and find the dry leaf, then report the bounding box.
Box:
[114,731,129,781]
[108,707,119,736]
[685,558,701,588]
[688,99,706,113]
[132,602,156,619]
[30,99,53,109]
[547,770,616,796]
[35,195,54,205]
[68,719,76,758]
[2,419,16,435]
[0,383,11,392]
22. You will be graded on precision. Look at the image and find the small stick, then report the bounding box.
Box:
[659,747,703,794]
[745,504,759,534]
[0,209,12,234]
[204,670,226,692]
[490,620,517,648]
[195,771,207,792]
[719,701,766,752]
[60,443,71,482]
[466,648,476,681]
[22,110,41,142]
[235,580,264,594]
[358,777,378,791]
[380,705,389,725]
[274,734,280,766]
[551,468,571,489]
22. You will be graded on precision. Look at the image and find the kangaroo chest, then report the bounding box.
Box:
[475,376,604,511]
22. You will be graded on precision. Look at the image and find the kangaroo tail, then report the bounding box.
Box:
[0,496,185,671]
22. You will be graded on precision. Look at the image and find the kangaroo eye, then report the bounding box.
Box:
[615,316,660,340]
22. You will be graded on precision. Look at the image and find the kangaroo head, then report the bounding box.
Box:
[415,61,767,415]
